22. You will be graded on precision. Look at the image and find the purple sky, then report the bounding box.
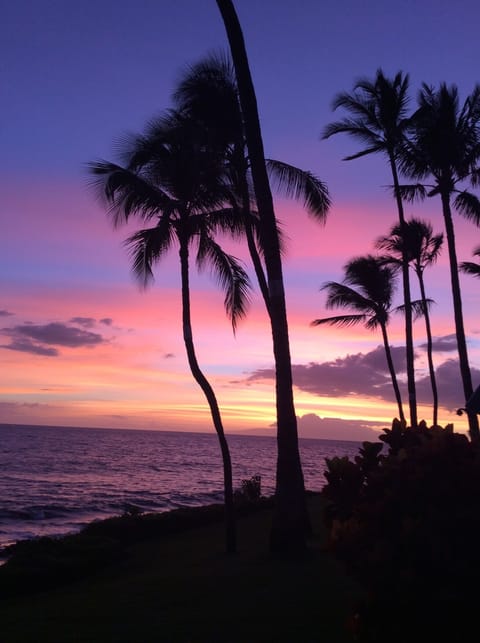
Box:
[2,0,480,439]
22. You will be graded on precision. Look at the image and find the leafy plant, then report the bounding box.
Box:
[322,419,480,641]
[234,475,262,503]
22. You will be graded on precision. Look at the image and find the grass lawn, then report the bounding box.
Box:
[0,495,362,642]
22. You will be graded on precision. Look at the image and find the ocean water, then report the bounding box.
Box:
[0,424,361,552]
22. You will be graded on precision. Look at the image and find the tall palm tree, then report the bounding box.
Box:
[89,110,251,553]
[216,0,310,553]
[312,255,406,423]
[377,219,443,425]
[460,247,480,278]
[322,69,418,428]
[400,83,480,440]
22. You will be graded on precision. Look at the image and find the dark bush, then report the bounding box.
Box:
[322,419,480,642]
[234,475,262,503]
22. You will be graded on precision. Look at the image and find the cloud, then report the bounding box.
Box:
[249,345,407,402]
[1,322,107,356]
[1,338,58,356]
[70,316,114,328]
[248,344,480,417]
[70,316,96,328]
[164,353,175,359]
[419,334,458,352]
[0,310,14,317]
[414,359,480,411]
[297,413,385,441]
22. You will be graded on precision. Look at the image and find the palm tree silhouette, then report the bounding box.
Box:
[216,0,313,553]
[89,110,251,553]
[312,255,405,423]
[322,69,417,428]
[399,83,480,439]
[174,52,330,317]
[377,219,443,425]
[461,247,480,278]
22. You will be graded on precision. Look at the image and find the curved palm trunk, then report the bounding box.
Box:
[441,193,480,440]
[217,0,309,554]
[380,322,406,423]
[416,269,439,425]
[390,158,417,428]
[234,147,271,311]
[179,238,236,553]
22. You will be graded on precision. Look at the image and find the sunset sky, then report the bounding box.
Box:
[2,0,480,439]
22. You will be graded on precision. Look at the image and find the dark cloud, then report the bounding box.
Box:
[419,334,458,352]
[0,310,14,317]
[100,318,113,326]
[249,345,407,403]
[297,413,385,441]
[5,322,105,347]
[414,359,480,411]
[249,345,480,417]
[1,338,58,357]
[1,322,107,356]
[70,317,96,328]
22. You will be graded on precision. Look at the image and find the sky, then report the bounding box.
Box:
[2,0,480,440]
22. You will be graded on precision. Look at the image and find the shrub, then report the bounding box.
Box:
[322,419,480,641]
[234,475,262,503]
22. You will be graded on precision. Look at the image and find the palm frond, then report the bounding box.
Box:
[172,50,242,145]
[454,190,480,225]
[469,167,480,188]
[375,253,403,270]
[87,160,171,227]
[124,221,175,288]
[396,183,428,203]
[322,119,384,153]
[342,144,385,161]
[460,260,480,277]
[395,298,434,320]
[311,314,367,328]
[265,159,331,221]
[320,281,376,315]
[195,238,251,332]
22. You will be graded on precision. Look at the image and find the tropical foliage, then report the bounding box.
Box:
[322,420,480,640]
[399,83,480,439]
[376,219,443,425]
[461,246,480,278]
[323,75,480,440]
[323,69,418,428]
[89,109,252,553]
[312,255,406,422]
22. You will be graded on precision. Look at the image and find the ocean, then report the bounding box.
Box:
[0,424,361,553]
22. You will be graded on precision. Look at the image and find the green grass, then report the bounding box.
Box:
[0,495,362,642]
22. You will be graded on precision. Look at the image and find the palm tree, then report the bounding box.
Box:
[377,219,443,425]
[216,0,310,553]
[400,83,480,440]
[460,247,480,278]
[322,69,418,428]
[89,110,251,553]
[312,255,405,423]
[174,52,330,316]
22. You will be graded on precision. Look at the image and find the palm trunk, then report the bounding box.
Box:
[179,238,236,553]
[380,322,406,423]
[441,193,479,440]
[235,146,271,311]
[216,0,309,554]
[417,269,439,426]
[390,158,417,428]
